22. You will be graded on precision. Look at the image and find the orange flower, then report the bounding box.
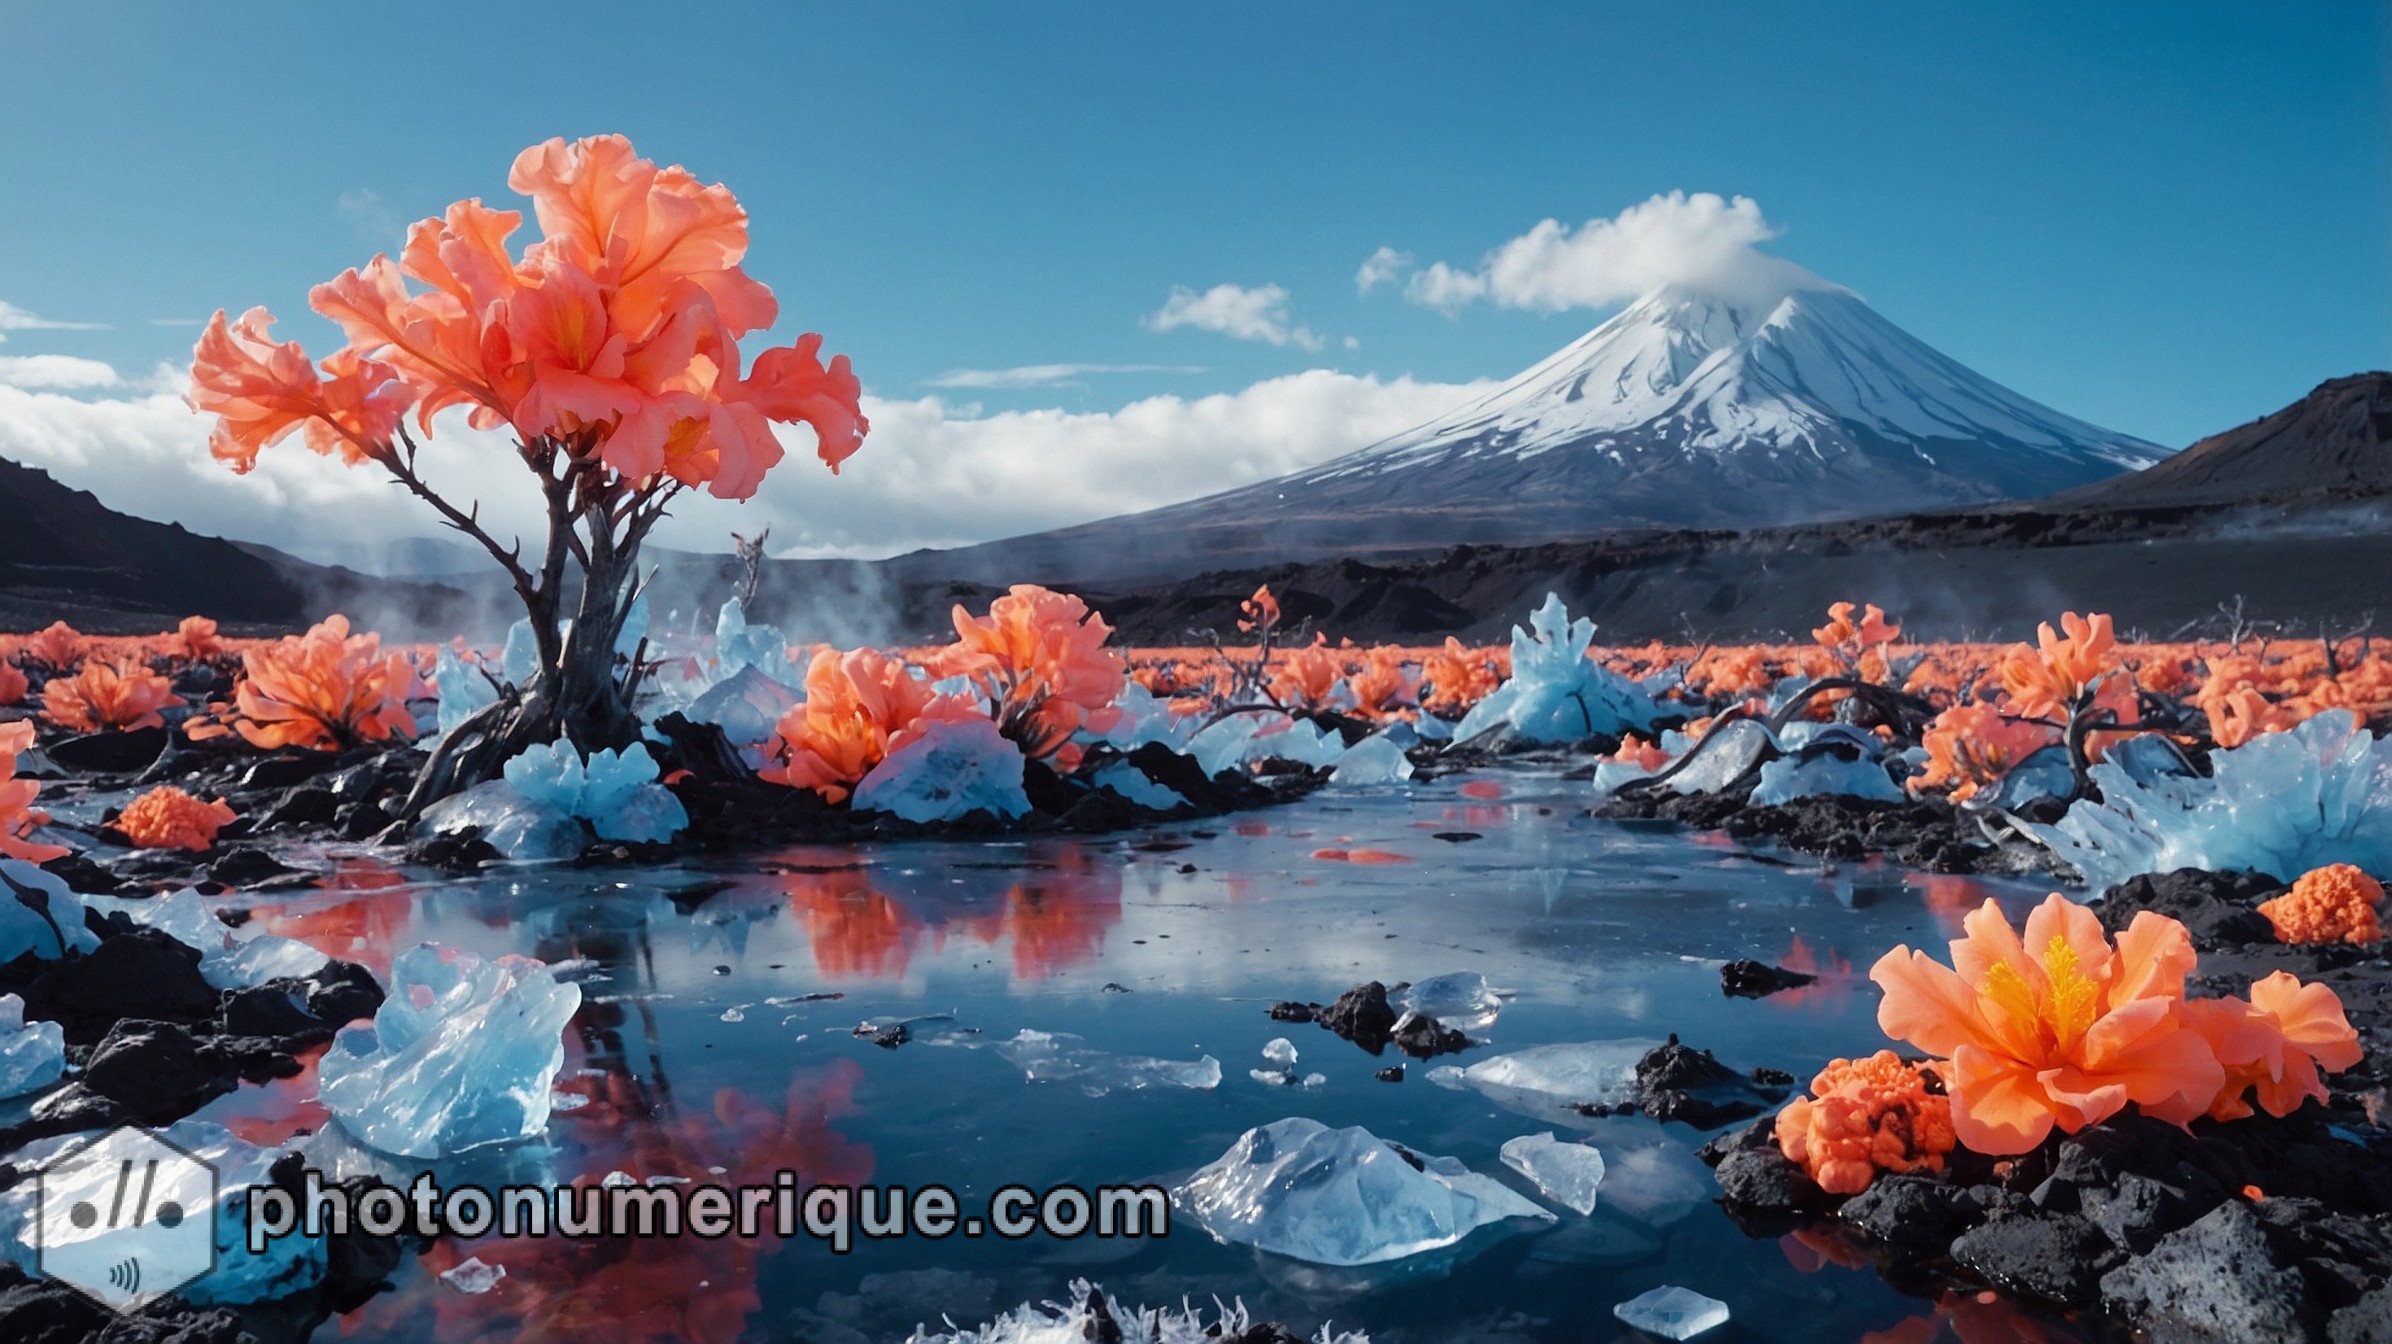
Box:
[1774,1050,1956,1195]
[1814,601,1901,652]
[173,616,224,662]
[41,660,181,733]
[116,786,238,853]
[1421,637,1501,717]
[20,621,83,672]
[1267,635,1341,710]
[2180,972,2363,1121]
[1999,612,2115,720]
[1599,733,1673,772]
[2205,685,2298,749]
[759,648,977,802]
[189,615,423,751]
[2257,864,2384,946]
[1870,894,2222,1154]
[186,308,415,470]
[1236,584,1281,634]
[0,661,25,708]
[1910,705,2061,802]
[0,721,67,863]
[940,586,1125,765]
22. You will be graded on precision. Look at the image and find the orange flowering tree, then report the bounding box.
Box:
[186,134,866,805]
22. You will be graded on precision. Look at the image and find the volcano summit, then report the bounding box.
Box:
[932,273,2171,583]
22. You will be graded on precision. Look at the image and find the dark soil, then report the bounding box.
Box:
[1593,784,2065,877]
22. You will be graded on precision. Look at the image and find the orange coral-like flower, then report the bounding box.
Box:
[1236,584,1280,635]
[173,616,224,662]
[115,786,238,853]
[2205,685,2299,750]
[1774,1050,1956,1195]
[1599,733,1673,772]
[187,308,416,470]
[2180,972,2364,1121]
[1421,637,1501,717]
[2257,864,2385,946]
[1814,601,1901,652]
[0,661,25,708]
[40,660,181,733]
[1910,705,2061,803]
[1267,636,1343,711]
[940,586,1126,765]
[759,648,978,803]
[20,621,84,672]
[190,615,423,751]
[0,721,67,863]
[1870,893,2222,1154]
[1998,612,2115,720]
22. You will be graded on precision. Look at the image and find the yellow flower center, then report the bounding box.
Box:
[1981,934,2101,1053]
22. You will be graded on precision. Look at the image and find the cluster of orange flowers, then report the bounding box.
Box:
[2258,863,2385,946]
[1866,893,2361,1161]
[186,615,426,752]
[115,786,238,853]
[1774,1050,1956,1195]
[759,648,977,803]
[40,661,181,734]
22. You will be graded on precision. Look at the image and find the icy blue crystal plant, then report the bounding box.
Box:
[851,715,1030,823]
[0,860,100,963]
[1454,593,1659,744]
[0,994,63,1100]
[433,645,499,740]
[501,739,687,843]
[2029,710,2392,891]
[710,597,799,689]
[318,944,582,1159]
[1750,751,1904,805]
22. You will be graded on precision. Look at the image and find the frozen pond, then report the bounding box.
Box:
[190,767,2068,1343]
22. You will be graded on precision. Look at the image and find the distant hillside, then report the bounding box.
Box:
[0,455,466,635]
[2046,372,2392,510]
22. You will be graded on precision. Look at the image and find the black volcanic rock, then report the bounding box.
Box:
[2053,371,2392,511]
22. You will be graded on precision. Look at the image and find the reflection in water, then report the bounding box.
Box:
[777,845,1125,983]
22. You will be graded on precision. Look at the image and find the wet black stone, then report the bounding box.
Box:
[46,727,168,775]
[2101,1200,2315,1343]
[0,1262,114,1343]
[237,753,343,790]
[2080,1170,2205,1254]
[90,1301,251,1343]
[1390,1011,1469,1059]
[1430,832,1482,843]
[260,786,339,829]
[1720,958,1818,999]
[1266,1002,1316,1023]
[1714,1146,1827,1214]
[1839,1174,1985,1246]
[81,1020,232,1120]
[2330,1283,2392,1344]
[1314,982,1398,1054]
[1633,1035,1787,1129]
[1219,1324,1307,1344]
[206,846,302,888]
[219,983,319,1038]
[36,854,122,895]
[2098,868,2283,950]
[1375,1066,1404,1082]
[1950,1214,2116,1308]
[403,827,501,873]
[12,928,218,1041]
[301,960,385,1028]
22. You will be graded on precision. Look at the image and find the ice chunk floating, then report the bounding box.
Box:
[1175,1117,1552,1266]
[992,1030,1220,1096]
[318,943,582,1158]
[0,994,62,1100]
[1612,1285,1730,1340]
[1499,1132,1606,1215]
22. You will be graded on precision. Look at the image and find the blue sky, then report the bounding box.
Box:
[0,1,2382,558]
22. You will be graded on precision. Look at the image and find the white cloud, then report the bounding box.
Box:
[1373,191,1829,315]
[926,363,1203,390]
[0,355,120,390]
[0,300,110,340]
[1355,246,1411,295]
[1145,283,1323,350]
[0,370,1492,562]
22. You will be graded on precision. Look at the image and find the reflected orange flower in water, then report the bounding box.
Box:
[41,660,181,733]
[956,851,1124,979]
[1310,847,1411,864]
[1763,935,1854,1012]
[1457,779,1506,801]
[366,1064,872,1344]
[783,868,920,980]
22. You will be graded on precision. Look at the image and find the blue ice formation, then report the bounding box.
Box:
[2028,709,2392,891]
[318,943,581,1159]
[1177,1117,1553,1265]
[501,739,687,844]
[0,994,63,1100]
[433,645,499,740]
[851,714,1030,823]
[1454,594,1659,745]
[0,860,100,963]
[89,887,328,990]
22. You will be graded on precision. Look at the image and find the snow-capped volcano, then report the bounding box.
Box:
[1289,280,2165,516]
[920,277,2170,583]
